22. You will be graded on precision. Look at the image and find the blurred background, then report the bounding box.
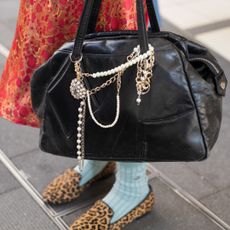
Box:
[0,0,230,229]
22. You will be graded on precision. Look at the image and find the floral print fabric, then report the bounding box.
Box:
[0,0,148,127]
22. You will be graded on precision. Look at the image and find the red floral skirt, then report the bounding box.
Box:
[0,0,148,127]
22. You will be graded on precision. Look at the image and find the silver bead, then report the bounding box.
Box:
[77,156,82,160]
[77,139,81,144]
[77,127,81,131]
[78,120,82,125]
[136,97,141,104]
[80,101,85,106]
[77,151,81,155]
[77,145,81,149]
[77,133,81,138]
[78,114,83,118]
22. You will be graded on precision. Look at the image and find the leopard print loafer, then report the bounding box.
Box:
[69,186,154,230]
[42,161,116,205]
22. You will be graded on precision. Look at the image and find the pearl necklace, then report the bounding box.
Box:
[70,44,155,171]
[81,44,154,78]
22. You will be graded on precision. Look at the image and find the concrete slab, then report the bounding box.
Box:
[0,59,5,76]
[0,55,6,66]
[0,1,18,49]
[187,133,230,191]
[0,22,15,49]
[0,161,20,195]
[196,27,230,62]
[0,1,19,22]
[201,187,230,226]
[0,118,39,157]
[12,149,78,193]
[62,178,222,230]
[0,187,59,230]
[159,0,230,30]
[153,162,217,200]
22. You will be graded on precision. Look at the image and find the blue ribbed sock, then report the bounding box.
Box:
[74,160,108,186]
[102,162,150,223]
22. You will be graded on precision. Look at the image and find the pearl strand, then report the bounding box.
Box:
[76,100,86,171]
[89,44,154,78]
[86,91,120,129]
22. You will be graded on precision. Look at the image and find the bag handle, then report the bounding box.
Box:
[72,0,158,61]
[87,0,160,34]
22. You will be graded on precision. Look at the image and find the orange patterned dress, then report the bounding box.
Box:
[0,0,148,127]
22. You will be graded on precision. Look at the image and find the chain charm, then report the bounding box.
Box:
[136,45,155,105]
[70,61,87,100]
[70,44,155,169]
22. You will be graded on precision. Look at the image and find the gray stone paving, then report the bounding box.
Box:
[153,162,218,200]
[0,188,59,230]
[201,187,230,225]
[0,1,230,229]
[0,55,6,76]
[0,161,20,195]
[0,119,39,158]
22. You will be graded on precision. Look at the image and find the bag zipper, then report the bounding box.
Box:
[190,57,220,75]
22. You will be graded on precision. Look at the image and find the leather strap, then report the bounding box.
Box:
[87,0,102,34]
[72,0,95,60]
[72,0,159,60]
[137,0,149,52]
[146,0,160,32]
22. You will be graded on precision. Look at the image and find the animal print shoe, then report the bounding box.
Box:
[42,161,116,205]
[69,186,154,230]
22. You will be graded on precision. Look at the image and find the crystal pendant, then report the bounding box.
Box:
[70,79,87,100]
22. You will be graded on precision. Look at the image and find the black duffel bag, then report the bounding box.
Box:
[30,0,227,166]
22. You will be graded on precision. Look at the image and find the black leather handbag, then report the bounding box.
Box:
[30,0,227,167]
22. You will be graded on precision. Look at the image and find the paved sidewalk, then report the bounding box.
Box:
[0,1,230,229]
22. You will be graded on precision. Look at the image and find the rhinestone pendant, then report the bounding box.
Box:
[70,79,87,100]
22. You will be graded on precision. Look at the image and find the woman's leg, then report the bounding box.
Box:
[103,162,150,223]
[74,160,109,186]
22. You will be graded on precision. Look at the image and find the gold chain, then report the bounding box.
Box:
[136,52,155,95]
[75,49,138,96]
[89,73,120,96]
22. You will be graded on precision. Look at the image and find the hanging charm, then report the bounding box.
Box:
[135,44,155,105]
[70,61,87,100]
[75,99,86,171]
